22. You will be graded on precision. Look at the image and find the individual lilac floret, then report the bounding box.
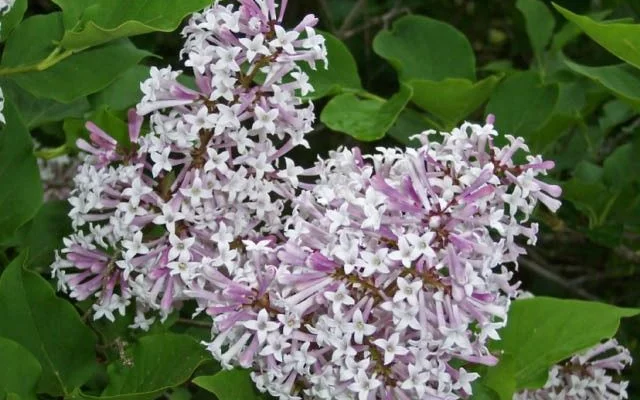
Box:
[51,0,327,324]
[514,339,631,400]
[190,117,562,399]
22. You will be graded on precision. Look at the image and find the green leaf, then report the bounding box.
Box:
[564,165,617,228]
[408,76,501,129]
[89,65,149,111]
[302,31,361,100]
[320,85,413,141]
[0,337,42,400]
[476,356,516,400]
[553,4,640,70]
[51,0,93,29]
[193,369,260,400]
[8,39,152,103]
[564,60,640,110]
[0,252,97,396]
[470,382,502,400]
[58,0,211,49]
[487,297,639,396]
[1,13,64,68]
[373,15,475,82]
[387,108,434,146]
[0,0,27,41]
[0,99,43,243]
[83,334,211,400]
[1,80,90,129]
[603,141,640,189]
[516,0,556,61]
[550,10,611,50]
[14,201,73,271]
[485,71,559,144]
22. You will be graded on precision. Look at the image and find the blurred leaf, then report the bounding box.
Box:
[532,79,588,152]
[0,99,43,243]
[598,99,634,133]
[517,0,556,62]
[89,65,149,111]
[8,39,152,103]
[193,369,260,400]
[0,252,97,396]
[477,356,516,400]
[387,108,433,146]
[554,4,640,70]
[408,76,501,130]
[82,334,211,400]
[0,0,27,41]
[486,297,639,396]
[320,85,413,141]
[0,337,41,400]
[58,0,210,49]
[2,80,89,129]
[14,201,72,271]
[603,141,640,189]
[302,31,361,100]
[485,71,559,145]
[563,163,617,228]
[565,60,640,110]
[373,15,475,81]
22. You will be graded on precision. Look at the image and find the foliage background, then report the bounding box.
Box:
[1,0,639,399]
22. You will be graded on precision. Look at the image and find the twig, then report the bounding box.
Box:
[317,0,338,34]
[341,6,411,39]
[519,257,601,301]
[338,0,367,36]
[178,318,212,328]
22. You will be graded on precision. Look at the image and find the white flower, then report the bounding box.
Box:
[373,332,409,365]
[243,309,280,343]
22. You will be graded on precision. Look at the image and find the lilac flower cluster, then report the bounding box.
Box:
[51,0,327,327]
[189,118,562,399]
[514,339,631,399]
[37,154,81,201]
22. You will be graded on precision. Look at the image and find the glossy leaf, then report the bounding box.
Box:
[58,0,211,49]
[91,334,211,400]
[0,99,43,243]
[373,15,475,81]
[0,252,97,395]
[302,31,361,100]
[193,369,260,400]
[320,85,413,141]
[408,76,501,129]
[554,4,640,70]
[485,71,559,144]
[9,39,152,103]
[485,297,639,396]
[565,60,640,110]
[0,337,41,400]
[517,0,555,60]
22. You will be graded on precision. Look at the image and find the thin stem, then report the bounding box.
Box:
[339,0,367,36]
[35,144,70,160]
[178,318,211,328]
[0,47,75,76]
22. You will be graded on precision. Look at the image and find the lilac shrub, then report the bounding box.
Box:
[189,118,562,399]
[47,1,634,399]
[51,0,326,326]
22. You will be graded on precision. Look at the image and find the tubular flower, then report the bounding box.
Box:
[51,0,327,324]
[514,339,631,400]
[190,117,562,399]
